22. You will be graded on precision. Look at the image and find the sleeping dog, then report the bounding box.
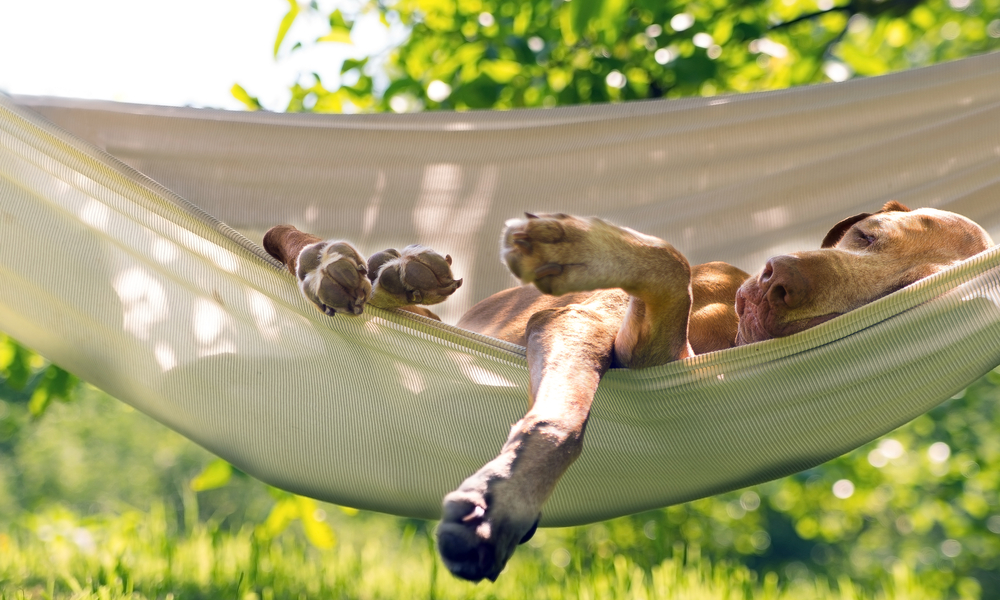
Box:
[263,201,992,581]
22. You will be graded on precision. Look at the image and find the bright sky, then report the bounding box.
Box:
[0,0,397,111]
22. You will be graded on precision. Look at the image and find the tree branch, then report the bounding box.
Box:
[769,6,851,29]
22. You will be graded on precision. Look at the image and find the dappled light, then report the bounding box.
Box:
[446,350,517,388]
[113,267,168,341]
[192,297,234,357]
[151,238,179,264]
[410,162,499,322]
[154,341,177,372]
[245,288,281,341]
[394,360,426,394]
[78,199,109,231]
[752,207,792,232]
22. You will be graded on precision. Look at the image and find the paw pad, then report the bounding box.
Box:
[297,241,371,316]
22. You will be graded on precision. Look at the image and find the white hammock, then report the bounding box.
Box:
[2,52,1000,526]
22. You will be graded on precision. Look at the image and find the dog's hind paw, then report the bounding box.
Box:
[500,213,609,296]
[437,470,541,582]
[368,245,462,309]
[297,241,372,316]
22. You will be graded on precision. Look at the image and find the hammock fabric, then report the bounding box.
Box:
[2,53,1000,526]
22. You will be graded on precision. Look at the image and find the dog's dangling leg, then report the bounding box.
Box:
[436,300,620,582]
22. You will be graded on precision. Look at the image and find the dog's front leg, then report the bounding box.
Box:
[262,225,461,317]
[437,300,620,582]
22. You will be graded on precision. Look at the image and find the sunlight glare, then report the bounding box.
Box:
[832,479,854,499]
[670,13,695,32]
[928,441,951,463]
[427,80,452,102]
[823,61,853,82]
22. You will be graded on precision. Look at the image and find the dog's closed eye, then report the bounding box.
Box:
[854,229,877,247]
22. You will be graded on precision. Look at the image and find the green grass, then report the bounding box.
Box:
[0,505,948,600]
[3,349,996,599]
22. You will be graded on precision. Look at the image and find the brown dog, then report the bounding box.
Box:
[263,201,992,582]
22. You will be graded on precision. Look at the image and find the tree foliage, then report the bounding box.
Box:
[250,0,1000,113]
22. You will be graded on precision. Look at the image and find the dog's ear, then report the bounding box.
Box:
[821,201,914,248]
[881,200,912,213]
[821,212,873,248]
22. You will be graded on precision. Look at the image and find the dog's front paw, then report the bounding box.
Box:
[297,241,371,316]
[368,245,462,309]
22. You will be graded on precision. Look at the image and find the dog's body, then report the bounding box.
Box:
[263,202,993,582]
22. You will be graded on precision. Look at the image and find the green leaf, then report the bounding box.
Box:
[259,498,298,539]
[481,60,522,83]
[27,386,51,417]
[513,3,532,36]
[713,18,733,45]
[230,84,262,111]
[572,0,604,40]
[328,9,352,29]
[342,74,374,97]
[547,68,572,92]
[2,341,32,390]
[318,10,354,44]
[559,5,579,46]
[0,335,15,372]
[317,27,352,44]
[597,0,629,43]
[47,366,76,401]
[274,0,300,58]
[189,459,233,492]
[313,90,345,113]
[382,77,422,99]
[297,496,336,549]
[885,19,911,47]
[341,57,368,74]
[452,73,500,109]
[27,365,77,417]
[910,5,935,29]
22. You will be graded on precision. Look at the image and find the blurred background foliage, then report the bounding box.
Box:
[4,0,1000,596]
[235,0,1000,112]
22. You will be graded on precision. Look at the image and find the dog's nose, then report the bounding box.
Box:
[760,256,808,309]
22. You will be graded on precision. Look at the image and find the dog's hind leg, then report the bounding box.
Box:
[500,213,695,368]
[437,296,623,582]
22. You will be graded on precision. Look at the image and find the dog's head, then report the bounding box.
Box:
[735,202,993,345]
